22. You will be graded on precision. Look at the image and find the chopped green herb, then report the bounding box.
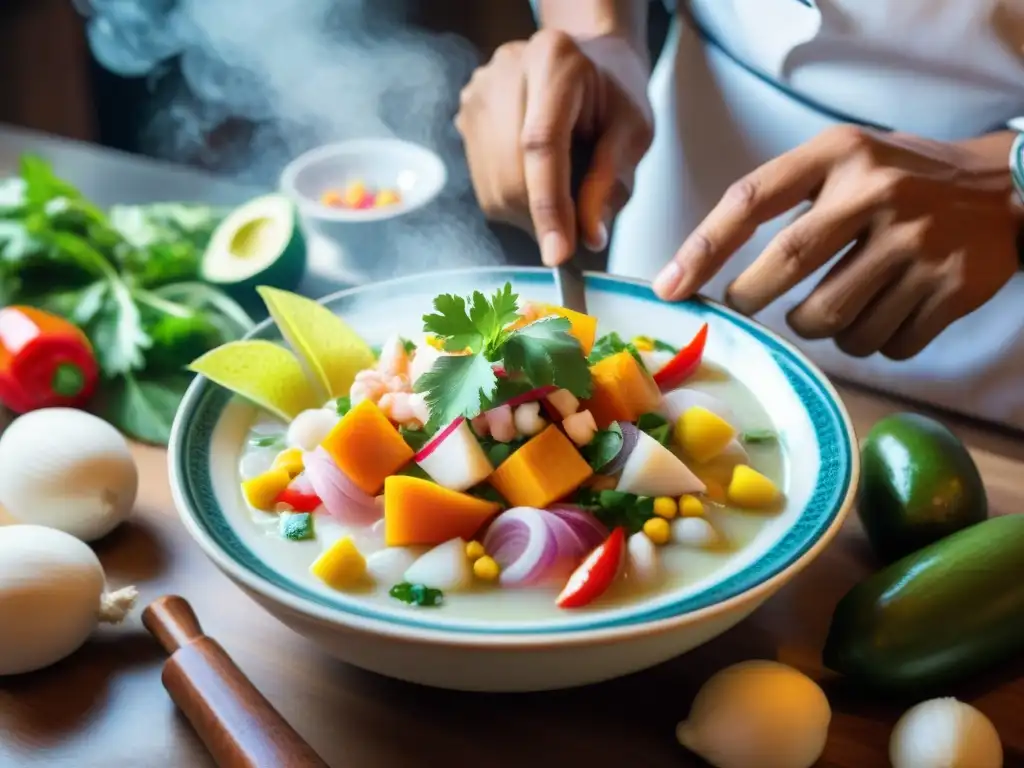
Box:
[741,429,777,444]
[636,412,672,446]
[249,434,284,449]
[397,462,432,481]
[574,488,655,534]
[389,582,444,607]
[279,512,315,541]
[589,332,644,368]
[467,483,507,505]
[635,335,679,354]
[334,396,352,416]
[400,426,432,453]
[416,284,592,430]
[401,337,417,355]
[478,435,527,467]
[583,422,624,471]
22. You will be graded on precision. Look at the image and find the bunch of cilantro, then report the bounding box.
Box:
[415,284,593,430]
[0,155,253,444]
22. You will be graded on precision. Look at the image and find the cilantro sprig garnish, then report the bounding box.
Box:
[415,283,593,429]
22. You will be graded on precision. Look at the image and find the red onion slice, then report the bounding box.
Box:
[302,446,382,525]
[547,505,609,550]
[483,507,560,586]
[504,385,557,409]
[601,421,642,476]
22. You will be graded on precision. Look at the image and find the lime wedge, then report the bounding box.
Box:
[257,286,376,399]
[189,340,319,421]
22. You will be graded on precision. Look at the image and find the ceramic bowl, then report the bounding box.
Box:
[169,267,858,692]
[279,138,447,284]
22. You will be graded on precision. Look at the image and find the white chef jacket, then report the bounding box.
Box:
[603,0,1024,429]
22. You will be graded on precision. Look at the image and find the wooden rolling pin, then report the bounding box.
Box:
[142,595,330,768]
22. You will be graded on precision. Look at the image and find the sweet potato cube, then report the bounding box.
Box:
[384,475,501,546]
[508,303,599,355]
[320,399,414,495]
[582,350,662,428]
[488,424,593,509]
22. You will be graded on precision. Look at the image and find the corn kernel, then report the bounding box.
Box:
[465,540,486,561]
[642,517,672,545]
[631,335,654,352]
[310,536,366,590]
[679,494,705,517]
[241,469,292,511]
[342,180,368,207]
[473,555,501,581]
[653,496,678,519]
[374,189,401,207]
[272,447,304,477]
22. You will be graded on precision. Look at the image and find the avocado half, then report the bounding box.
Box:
[201,194,306,311]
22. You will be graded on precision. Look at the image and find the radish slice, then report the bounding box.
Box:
[547,389,580,418]
[302,447,382,525]
[483,507,560,586]
[658,388,737,426]
[616,431,706,497]
[563,410,598,446]
[414,419,493,492]
[486,405,517,443]
[403,538,472,591]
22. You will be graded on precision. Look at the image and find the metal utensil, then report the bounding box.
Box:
[552,142,599,314]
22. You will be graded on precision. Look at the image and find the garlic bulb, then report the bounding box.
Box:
[0,408,138,541]
[676,660,831,768]
[890,698,1003,768]
[0,525,138,676]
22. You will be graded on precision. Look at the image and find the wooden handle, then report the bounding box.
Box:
[143,596,330,768]
[143,595,204,654]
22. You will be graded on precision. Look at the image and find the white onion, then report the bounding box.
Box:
[0,408,137,542]
[366,547,420,584]
[403,538,472,592]
[890,698,1003,768]
[671,517,721,549]
[658,388,737,426]
[286,408,339,451]
[0,525,137,676]
[627,533,661,586]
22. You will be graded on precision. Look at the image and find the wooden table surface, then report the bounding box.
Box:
[1,386,1022,768]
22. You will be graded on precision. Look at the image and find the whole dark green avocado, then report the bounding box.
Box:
[858,412,987,562]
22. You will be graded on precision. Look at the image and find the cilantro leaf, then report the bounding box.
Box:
[503,316,592,398]
[583,423,624,471]
[389,582,444,607]
[93,372,190,444]
[334,396,352,416]
[589,332,644,368]
[636,412,672,446]
[574,488,655,534]
[415,353,498,429]
[741,429,777,444]
[422,293,483,352]
[400,426,432,453]
[469,283,519,345]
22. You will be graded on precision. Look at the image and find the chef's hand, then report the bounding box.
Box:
[654,126,1023,359]
[456,30,653,265]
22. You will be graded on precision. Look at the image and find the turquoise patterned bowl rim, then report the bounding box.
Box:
[170,267,858,645]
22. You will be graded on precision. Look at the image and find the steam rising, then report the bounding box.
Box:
[77,0,505,276]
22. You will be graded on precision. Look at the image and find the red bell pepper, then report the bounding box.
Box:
[556,526,626,609]
[652,323,708,390]
[274,486,322,512]
[0,306,99,414]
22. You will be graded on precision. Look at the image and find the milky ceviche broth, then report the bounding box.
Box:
[201,284,788,625]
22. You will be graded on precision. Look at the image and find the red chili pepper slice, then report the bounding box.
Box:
[0,306,99,414]
[652,323,708,391]
[556,527,626,609]
[274,486,322,512]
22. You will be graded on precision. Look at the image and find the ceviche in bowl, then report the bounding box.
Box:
[170,267,857,691]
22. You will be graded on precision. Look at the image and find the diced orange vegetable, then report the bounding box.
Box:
[581,350,662,428]
[508,303,599,355]
[342,180,368,207]
[320,400,414,495]
[489,424,593,508]
[384,475,501,546]
[321,190,344,207]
